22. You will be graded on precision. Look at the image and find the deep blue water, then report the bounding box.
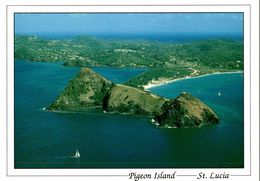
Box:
[15,60,244,168]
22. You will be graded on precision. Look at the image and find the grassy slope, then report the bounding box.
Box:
[106,84,168,115]
[47,67,114,111]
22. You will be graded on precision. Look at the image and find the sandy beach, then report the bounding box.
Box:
[143,71,243,90]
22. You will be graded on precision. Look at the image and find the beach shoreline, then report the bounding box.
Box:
[143,70,243,90]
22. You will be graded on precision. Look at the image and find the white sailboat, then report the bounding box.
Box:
[73,149,80,158]
[218,91,221,96]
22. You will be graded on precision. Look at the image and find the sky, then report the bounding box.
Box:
[15,13,243,35]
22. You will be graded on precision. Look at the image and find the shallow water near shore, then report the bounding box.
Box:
[15,60,244,168]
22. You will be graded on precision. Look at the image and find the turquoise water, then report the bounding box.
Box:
[15,60,244,168]
[93,67,147,83]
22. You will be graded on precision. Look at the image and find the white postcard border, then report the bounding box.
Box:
[6,4,252,180]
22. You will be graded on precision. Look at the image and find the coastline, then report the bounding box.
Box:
[143,71,243,90]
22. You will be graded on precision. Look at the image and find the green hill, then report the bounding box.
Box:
[154,92,219,128]
[47,67,114,111]
[104,84,167,115]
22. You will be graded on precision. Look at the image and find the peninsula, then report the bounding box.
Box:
[47,67,220,128]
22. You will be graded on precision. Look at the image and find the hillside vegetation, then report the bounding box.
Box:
[105,84,167,115]
[47,67,168,115]
[15,35,243,88]
[47,67,114,111]
[155,92,219,128]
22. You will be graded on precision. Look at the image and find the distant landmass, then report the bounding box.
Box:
[47,67,219,128]
[15,35,243,88]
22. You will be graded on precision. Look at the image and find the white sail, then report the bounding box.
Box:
[218,92,221,96]
[74,149,80,158]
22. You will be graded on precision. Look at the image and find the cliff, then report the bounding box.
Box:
[154,92,219,128]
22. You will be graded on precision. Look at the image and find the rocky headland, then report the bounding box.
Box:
[154,92,219,128]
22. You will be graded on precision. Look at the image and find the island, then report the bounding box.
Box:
[47,67,220,128]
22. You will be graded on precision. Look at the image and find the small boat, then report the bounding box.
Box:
[73,149,80,158]
[218,91,221,96]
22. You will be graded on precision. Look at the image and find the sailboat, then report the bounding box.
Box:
[73,149,80,158]
[218,91,221,96]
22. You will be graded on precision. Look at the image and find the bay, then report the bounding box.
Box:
[15,60,244,168]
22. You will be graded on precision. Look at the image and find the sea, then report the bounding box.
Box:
[14,60,244,168]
